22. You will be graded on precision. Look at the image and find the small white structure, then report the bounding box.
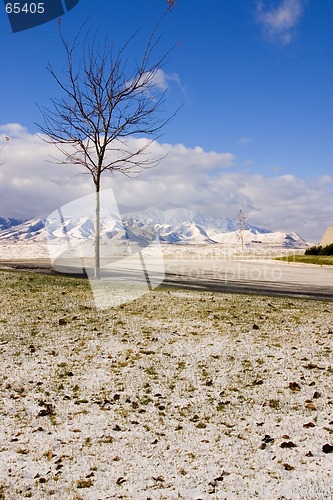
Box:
[320,226,333,246]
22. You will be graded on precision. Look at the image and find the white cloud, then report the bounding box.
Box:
[127,68,183,96]
[0,124,92,219]
[238,136,254,145]
[149,69,182,91]
[0,123,331,242]
[256,0,306,45]
[1,123,28,137]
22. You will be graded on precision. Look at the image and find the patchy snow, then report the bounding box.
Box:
[0,270,332,499]
[0,242,49,260]
[0,237,306,263]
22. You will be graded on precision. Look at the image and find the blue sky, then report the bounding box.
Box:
[0,0,332,241]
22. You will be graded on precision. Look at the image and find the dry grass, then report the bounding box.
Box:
[276,254,333,265]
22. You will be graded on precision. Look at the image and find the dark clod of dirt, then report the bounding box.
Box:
[262,435,274,443]
[303,422,315,428]
[303,363,325,370]
[253,379,264,385]
[305,402,317,410]
[280,441,297,448]
[116,477,126,485]
[283,463,295,471]
[322,443,333,454]
[152,476,164,482]
[37,403,55,417]
[289,382,301,391]
[208,474,226,489]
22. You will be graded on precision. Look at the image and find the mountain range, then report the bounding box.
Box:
[0,208,308,248]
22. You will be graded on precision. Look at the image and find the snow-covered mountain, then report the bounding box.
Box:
[122,208,277,245]
[0,218,45,242]
[0,217,25,231]
[0,208,309,249]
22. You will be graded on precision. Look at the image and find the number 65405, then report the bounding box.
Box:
[6,3,45,14]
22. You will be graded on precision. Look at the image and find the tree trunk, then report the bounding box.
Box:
[95,185,101,279]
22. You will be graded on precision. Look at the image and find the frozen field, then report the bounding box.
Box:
[0,269,332,499]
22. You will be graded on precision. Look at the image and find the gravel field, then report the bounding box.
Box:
[0,269,332,499]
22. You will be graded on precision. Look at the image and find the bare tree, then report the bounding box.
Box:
[236,208,246,251]
[37,8,178,278]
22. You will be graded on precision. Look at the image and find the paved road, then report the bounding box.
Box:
[162,258,333,300]
[1,257,332,300]
[162,274,333,300]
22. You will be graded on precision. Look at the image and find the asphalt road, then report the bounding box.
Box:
[1,257,332,301]
[162,258,333,300]
[161,273,333,300]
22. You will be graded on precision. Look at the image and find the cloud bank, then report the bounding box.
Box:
[0,123,331,242]
[256,0,307,45]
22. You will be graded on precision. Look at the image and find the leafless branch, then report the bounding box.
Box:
[36,12,179,189]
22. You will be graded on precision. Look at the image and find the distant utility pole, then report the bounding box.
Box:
[237,209,246,251]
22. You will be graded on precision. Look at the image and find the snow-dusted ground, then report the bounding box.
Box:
[0,270,332,499]
[0,242,49,260]
[0,240,306,261]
